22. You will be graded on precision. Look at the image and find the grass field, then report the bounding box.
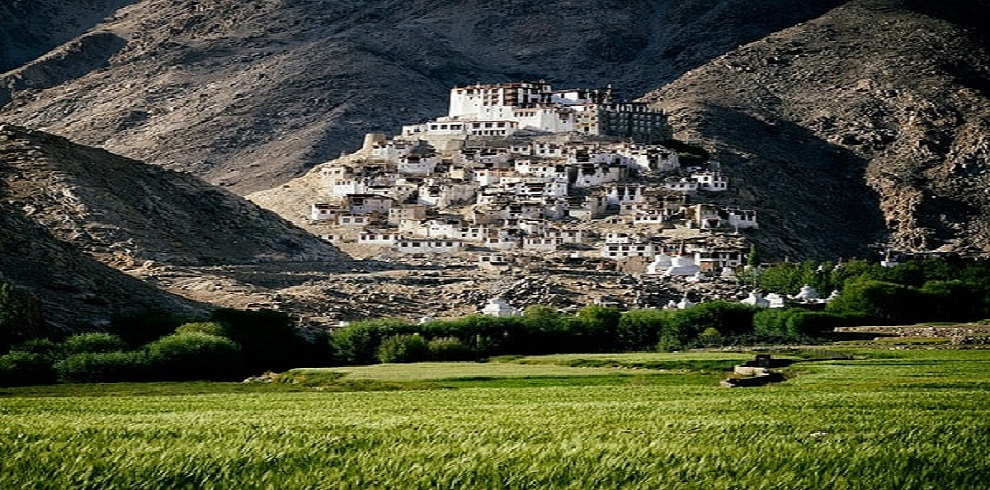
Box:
[1,349,988,488]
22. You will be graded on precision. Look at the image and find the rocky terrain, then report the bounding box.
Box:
[0,0,844,193]
[2,0,989,328]
[0,124,349,327]
[643,0,990,257]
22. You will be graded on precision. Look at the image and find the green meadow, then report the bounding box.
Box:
[1,349,988,489]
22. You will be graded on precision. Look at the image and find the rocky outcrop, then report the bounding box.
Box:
[643,0,990,257]
[0,124,348,267]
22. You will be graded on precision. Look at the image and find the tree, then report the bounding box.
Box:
[211,309,308,372]
[60,332,127,356]
[107,310,191,347]
[667,302,758,342]
[574,305,621,352]
[0,282,45,352]
[827,278,925,325]
[618,309,671,350]
[329,318,413,365]
[377,334,430,363]
[145,332,243,381]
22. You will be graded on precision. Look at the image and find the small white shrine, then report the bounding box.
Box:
[481,297,521,317]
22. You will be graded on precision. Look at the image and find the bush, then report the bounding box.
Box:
[211,309,308,372]
[175,322,226,337]
[668,302,757,341]
[377,334,430,364]
[55,351,148,383]
[618,309,671,350]
[145,332,243,381]
[108,310,191,347]
[428,337,477,362]
[0,282,46,352]
[330,318,413,365]
[9,339,60,358]
[0,351,56,386]
[60,332,127,356]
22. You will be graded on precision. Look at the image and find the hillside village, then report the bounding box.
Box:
[248,81,792,318]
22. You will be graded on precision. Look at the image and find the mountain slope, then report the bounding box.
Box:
[0,0,843,193]
[0,206,203,330]
[642,0,990,257]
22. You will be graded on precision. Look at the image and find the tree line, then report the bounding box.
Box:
[2,257,988,385]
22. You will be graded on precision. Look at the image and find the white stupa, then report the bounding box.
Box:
[765,293,786,309]
[646,253,674,274]
[740,290,770,308]
[676,295,695,309]
[793,284,820,302]
[481,297,521,317]
[664,254,700,278]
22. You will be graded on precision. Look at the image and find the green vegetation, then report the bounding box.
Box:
[4,258,990,387]
[0,348,987,488]
[0,309,320,386]
[751,257,990,325]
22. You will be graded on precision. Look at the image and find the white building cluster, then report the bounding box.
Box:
[305,82,758,273]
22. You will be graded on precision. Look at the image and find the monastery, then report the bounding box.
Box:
[304,82,759,288]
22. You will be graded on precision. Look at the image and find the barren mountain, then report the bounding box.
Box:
[0,124,351,326]
[643,0,990,257]
[0,0,843,193]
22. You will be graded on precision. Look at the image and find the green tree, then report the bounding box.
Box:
[54,351,148,383]
[0,351,56,386]
[668,302,758,342]
[107,310,191,347]
[330,318,413,365]
[618,309,671,350]
[60,332,127,356]
[211,309,309,372]
[175,321,226,337]
[827,278,924,324]
[145,332,243,381]
[574,305,620,352]
[0,282,45,352]
[377,334,430,363]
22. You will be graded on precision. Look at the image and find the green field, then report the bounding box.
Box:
[1,349,988,489]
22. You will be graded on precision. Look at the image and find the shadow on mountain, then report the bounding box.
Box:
[683,103,886,259]
[904,0,990,32]
[0,0,135,73]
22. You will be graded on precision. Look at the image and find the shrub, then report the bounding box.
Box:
[9,339,60,358]
[211,309,307,372]
[618,309,671,350]
[175,322,227,337]
[827,278,925,324]
[428,337,477,362]
[668,302,757,341]
[330,318,413,365]
[696,327,723,347]
[0,351,56,386]
[145,332,243,381]
[54,351,148,383]
[0,282,46,352]
[60,332,127,356]
[377,334,430,363]
[108,310,191,347]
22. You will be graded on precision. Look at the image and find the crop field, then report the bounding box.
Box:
[1,349,989,489]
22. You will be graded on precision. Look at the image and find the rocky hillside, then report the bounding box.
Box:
[0,205,202,331]
[0,124,346,267]
[0,0,843,193]
[643,0,990,257]
[0,124,353,326]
